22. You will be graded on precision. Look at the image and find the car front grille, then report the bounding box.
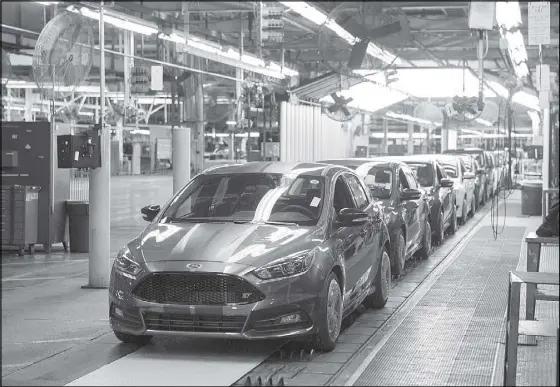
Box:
[132,273,265,305]
[143,312,246,333]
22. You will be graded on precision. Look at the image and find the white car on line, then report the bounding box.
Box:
[435,154,477,224]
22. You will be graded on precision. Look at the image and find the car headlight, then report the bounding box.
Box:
[115,247,142,279]
[252,252,314,280]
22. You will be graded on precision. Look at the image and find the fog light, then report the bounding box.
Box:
[278,313,302,325]
[114,307,124,318]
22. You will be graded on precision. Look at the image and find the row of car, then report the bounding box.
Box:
[108,148,493,352]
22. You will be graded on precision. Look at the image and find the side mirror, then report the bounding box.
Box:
[463,172,475,180]
[141,204,160,222]
[337,208,369,227]
[400,188,422,201]
[476,168,486,175]
[440,178,454,188]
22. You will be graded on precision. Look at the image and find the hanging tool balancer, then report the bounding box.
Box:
[57,123,102,169]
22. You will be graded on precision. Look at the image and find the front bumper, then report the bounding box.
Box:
[109,260,325,340]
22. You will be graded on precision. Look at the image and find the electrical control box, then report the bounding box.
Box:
[57,129,101,169]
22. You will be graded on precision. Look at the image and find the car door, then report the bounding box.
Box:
[435,163,452,224]
[460,159,474,208]
[398,166,422,254]
[343,172,379,296]
[330,174,365,304]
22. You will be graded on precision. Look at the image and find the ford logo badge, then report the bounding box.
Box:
[186,263,202,269]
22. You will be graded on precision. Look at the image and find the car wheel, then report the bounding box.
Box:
[416,221,432,260]
[449,204,457,235]
[365,249,391,309]
[391,231,406,278]
[433,211,445,246]
[313,272,342,352]
[113,330,152,345]
[459,198,468,225]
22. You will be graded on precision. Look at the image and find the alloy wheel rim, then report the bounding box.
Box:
[326,279,342,342]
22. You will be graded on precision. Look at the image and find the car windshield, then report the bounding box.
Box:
[358,166,393,199]
[437,160,458,178]
[161,173,325,226]
[407,163,434,187]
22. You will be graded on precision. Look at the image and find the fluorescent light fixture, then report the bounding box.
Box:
[386,111,442,127]
[461,128,485,136]
[2,79,106,94]
[460,133,532,139]
[68,5,297,79]
[130,129,150,135]
[35,1,59,5]
[159,31,298,79]
[370,132,440,140]
[279,1,327,25]
[320,82,408,113]
[475,118,494,127]
[68,6,159,36]
[495,1,522,29]
[279,1,399,65]
[369,68,499,99]
[226,121,236,126]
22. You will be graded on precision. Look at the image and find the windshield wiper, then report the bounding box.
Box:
[261,220,299,226]
[168,217,228,223]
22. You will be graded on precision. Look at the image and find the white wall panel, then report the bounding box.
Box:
[280,102,363,163]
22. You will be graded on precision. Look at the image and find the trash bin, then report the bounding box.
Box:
[521,180,543,216]
[66,201,89,253]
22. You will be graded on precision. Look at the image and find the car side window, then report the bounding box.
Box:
[398,168,410,192]
[436,164,444,183]
[460,160,466,177]
[332,175,357,215]
[402,166,419,190]
[486,154,494,168]
[344,174,370,210]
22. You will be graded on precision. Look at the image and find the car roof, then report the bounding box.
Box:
[444,148,485,154]
[320,158,402,169]
[370,154,439,164]
[202,161,340,177]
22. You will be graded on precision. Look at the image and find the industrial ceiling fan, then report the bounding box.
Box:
[322,92,358,122]
[32,11,94,130]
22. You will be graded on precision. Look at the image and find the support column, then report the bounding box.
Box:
[382,118,389,154]
[6,89,11,121]
[131,140,142,175]
[194,58,205,173]
[24,89,33,121]
[122,30,134,167]
[407,122,414,154]
[86,1,110,289]
[542,97,550,193]
[231,67,244,161]
[172,2,192,194]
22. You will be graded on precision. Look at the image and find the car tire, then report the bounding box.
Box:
[364,249,391,309]
[459,197,468,225]
[113,330,152,345]
[313,272,343,352]
[391,231,406,278]
[433,211,445,246]
[416,221,432,260]
[448,204,457,235]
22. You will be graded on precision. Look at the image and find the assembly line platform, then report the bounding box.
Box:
[2,175,558,386]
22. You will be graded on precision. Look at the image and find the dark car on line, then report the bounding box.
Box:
[372,155,457,246]
[444,148,493,204]
[110,162,391,352]
[320,159,432,278]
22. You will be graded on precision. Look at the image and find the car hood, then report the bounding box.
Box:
[131,222,320,268]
